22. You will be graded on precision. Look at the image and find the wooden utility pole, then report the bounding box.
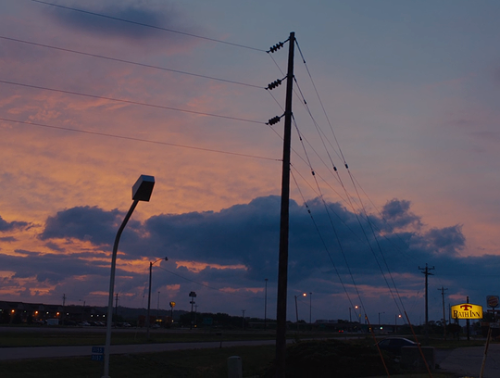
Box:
[438,287,448,340]
[275,31,295,378]
[419,264,434,343]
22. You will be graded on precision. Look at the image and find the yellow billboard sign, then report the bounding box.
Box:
[451,303,483,319]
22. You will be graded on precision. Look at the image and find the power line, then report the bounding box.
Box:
[0,35,265,89]
[0,117,281,162]
[0,79,264,124]
[30,0,266,52]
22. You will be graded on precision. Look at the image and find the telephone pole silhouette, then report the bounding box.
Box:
[272,31,295,378]
[419,264,434,342]
[438,287,448,339]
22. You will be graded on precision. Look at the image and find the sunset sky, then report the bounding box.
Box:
[1,0,499,325]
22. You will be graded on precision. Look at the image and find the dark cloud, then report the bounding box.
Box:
[39,206,124,246]
[425,225,465,256]
[22,196,498,319]
[0,215,28,232]
[38,196,469,287]
[0,236,17,242]
[380,199,422,230]
[3,249,111,285]
[46,2,190,43]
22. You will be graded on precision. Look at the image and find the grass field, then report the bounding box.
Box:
[1,345,275,378]
[0,327,484,377]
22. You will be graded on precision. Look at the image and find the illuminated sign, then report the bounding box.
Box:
[451,303,483,319]
[487,296,499,309]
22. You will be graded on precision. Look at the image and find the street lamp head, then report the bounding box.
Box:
[132,175,155,202]
[303,293,307,297]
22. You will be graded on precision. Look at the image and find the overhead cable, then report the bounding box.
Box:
[0,117,280,161]
[30,0,266,52]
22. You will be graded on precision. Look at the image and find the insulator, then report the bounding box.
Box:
[333,166,337,172]
[267,79,282,90]
[269,41,284,53]
[267,116,281,125]
[345,163,349,169]
[311,170,315,176]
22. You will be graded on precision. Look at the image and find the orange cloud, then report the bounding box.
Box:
[175,260,247,273]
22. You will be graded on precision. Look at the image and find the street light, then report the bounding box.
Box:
[102,174,155,378]
[395,314,402,333]
[378,312,385,327]
[264,278,268,329]
[189,291,197,330]
[147,257,168,340]
[303,292,312,329]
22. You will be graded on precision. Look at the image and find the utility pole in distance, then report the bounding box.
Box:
[419,264,434,343]
[438,287,448,340]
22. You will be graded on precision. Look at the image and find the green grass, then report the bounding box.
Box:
[0,345,275,378]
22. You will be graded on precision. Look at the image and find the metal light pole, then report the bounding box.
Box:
[309,292,312,328]
[264,278,268,329]
[147,257,168,340]
[169,301,176,324]
[189,291,197,330]
[103,175,155,378]
[378,312,385,327]
[355,305,360,324]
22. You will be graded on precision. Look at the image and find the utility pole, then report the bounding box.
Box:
[438,287,448,340]
[419,264,434,342]
[466,296,470,341]
[114,293,119,317]
[274,31,295,378]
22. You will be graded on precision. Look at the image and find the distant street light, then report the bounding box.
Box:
[302,292,312,329]
[395,314,402,333]
[169,301,176,322]
[147,257,168,340]
[189,291,197,330]
[378,312,385,326]
[264,278,268,329]
[102,175,155,378]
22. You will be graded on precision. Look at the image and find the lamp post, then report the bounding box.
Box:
[302,292,312,329]
[147,257,168,340]
[378,312,385,327]
[264,278,268,329]
[294,295,299,331]
[309,293,312,328]
[102,175,155,378]
[189,291,197,330]
[395,314,402,333]
[169,301,176,324]
[355,305,360,324]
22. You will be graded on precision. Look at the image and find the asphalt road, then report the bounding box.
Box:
[0,339,277,361]
[436,344,500,378]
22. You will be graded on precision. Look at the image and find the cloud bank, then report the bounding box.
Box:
[1,195,492,321]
